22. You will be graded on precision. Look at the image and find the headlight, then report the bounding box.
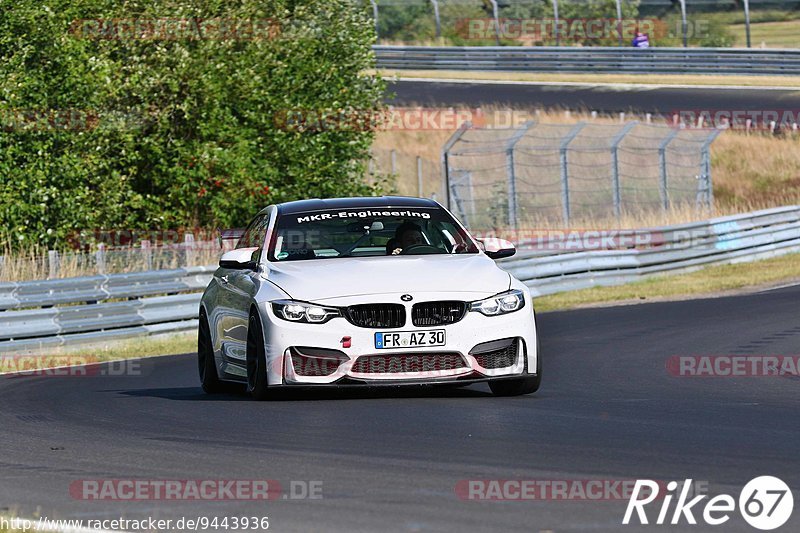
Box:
[470,290,525,316]
[271,300,341,324]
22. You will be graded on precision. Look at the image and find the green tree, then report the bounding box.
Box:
[0,0,385,248]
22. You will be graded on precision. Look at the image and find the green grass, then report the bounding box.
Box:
[731,20,800,48]
[535,252,800,311]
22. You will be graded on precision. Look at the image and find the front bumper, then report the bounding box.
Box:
[260,296,538,386]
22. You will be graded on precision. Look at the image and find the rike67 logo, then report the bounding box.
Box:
[624,477,793,530]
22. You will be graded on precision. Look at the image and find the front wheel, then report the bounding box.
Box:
[198,310,223,393]
[489,344,541,397]
[246,311,271,401]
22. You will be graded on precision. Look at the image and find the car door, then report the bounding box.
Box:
[215,212,271,377]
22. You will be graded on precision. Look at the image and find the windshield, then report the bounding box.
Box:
[268,206,479,261]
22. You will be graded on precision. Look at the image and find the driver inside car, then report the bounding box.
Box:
[388,221,426,255]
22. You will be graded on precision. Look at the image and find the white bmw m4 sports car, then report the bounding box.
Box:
[198,196,540,399]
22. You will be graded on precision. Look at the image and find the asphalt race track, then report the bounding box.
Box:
[2,285,800,532]
[387,79,800,114]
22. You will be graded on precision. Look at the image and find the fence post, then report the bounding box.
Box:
[141,239,153,271]
[505,121,535,231]
[658,129,680,211]
[700,129,722,209]
[448,170,471,227]
[417,156,423,197]
[559,123,586,226]
[96,244,106,275]
[441,121,471,211]
[610,121,638,221]
[48,250,60,279]
[430,0,441,38]
[184,233,196,267]
[743,0,751,48]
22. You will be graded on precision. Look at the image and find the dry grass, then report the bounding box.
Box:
[712,133,800,208]
[0,332,197,374]
[731,21,800,49]
[373,107,800,228]
[535,251,800,311]
[376,69,800,88]
[0,241,224,282]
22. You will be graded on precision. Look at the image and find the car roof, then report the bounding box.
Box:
[275,196,440,215]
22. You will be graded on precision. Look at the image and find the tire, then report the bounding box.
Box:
[198,310,224,393]
[246,311,271,401]
[489,342,541,397]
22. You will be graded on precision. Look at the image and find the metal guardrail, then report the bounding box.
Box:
[374,45,800,75]
[0,267,215,353]
[499,206,800,296]
[0,207,798,352]
[0,266,214,310]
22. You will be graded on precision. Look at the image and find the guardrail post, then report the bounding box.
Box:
[615,0,623,47]
[488,0,501,45]
[369,1,379,39]
[743,0,751,48]
[505,121,535,231]
[430,0,441,39]
[552,0,560,46]
[658,129,680,211]
[96,244,106,274]
[48,250,60,279]
[678,0,688,47]
[610,121,638,220]
[441,121,471,211]
[559,123,586,226]
[141,240,153,271]
[185,233,196,267]
[417,156,423,197]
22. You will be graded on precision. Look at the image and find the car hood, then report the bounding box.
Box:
[263,254,510,302]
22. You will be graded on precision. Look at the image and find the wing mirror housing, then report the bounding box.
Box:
[478,238,516,260]
[219,247,259,270]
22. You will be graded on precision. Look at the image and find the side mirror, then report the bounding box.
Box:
[219,247,259,270]
[480,238,516,260]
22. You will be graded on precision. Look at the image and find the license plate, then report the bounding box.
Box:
[375,330,446,349]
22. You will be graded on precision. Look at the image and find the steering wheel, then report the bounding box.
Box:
[400,244,441,255]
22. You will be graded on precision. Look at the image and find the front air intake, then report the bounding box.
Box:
[411,301,467,326]
[345,304,406,328]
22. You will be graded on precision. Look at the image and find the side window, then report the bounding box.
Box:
[236,214,270,250]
